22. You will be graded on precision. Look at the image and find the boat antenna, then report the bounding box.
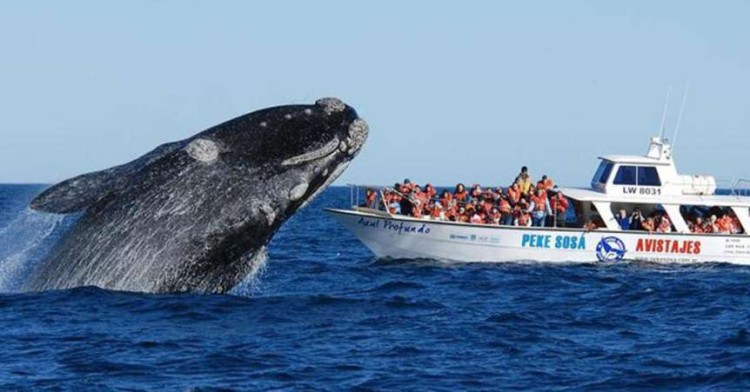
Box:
[672,83,690,152]
[658,86,672,140]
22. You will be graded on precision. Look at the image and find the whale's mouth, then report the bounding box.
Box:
[281,138,340,166]
[280,117,369,167]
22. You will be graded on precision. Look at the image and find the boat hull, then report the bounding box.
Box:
[327,209,750,265]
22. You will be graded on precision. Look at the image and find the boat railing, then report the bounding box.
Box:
[731,178,750,197]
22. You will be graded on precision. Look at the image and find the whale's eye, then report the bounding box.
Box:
[186,138,219,162]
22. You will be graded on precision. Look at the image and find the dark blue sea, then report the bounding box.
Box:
[2,184,750,390]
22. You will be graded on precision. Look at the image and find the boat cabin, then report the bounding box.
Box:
[559,137,750,234]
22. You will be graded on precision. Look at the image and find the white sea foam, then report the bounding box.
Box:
[0,208,71,292]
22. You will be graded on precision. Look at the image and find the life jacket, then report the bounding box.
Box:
[550,196,569,213]
[454,190,468,202]
[703,222,715,234]
[530,195,547,211]
[425,186,437,199]
[538,178,554,191]
[508,187,521,204]
[517,178,532,194]
[717,217,732,234]
[430,206,442,219]
[440,194,453,208]
[444,205,457,221]
[692,223,705,234]
[499,199,511,214]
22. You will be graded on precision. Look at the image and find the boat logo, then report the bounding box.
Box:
[596,236,626,262]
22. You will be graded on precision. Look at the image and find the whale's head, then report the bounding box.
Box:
[28,98,368,293]
[186,97,368,224]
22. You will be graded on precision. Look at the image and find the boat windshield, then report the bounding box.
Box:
[591,160,614,188]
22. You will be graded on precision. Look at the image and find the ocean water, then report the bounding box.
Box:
[2,185,750,390]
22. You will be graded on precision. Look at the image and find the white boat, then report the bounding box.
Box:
[326,137,750,264]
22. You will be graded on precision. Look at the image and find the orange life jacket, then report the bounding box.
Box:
[499,199,511,214]
[454,190,468,202]
[530,195,547,211]
[508,187,521,204]
[717,217,732,234]
[440,194,453,207]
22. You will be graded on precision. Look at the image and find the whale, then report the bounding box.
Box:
[25,97,368,293]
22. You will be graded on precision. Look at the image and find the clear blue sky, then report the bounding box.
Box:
[1,1,748,187]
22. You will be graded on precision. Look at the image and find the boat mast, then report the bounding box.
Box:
[658,86,671,140]
[672,83,690,152]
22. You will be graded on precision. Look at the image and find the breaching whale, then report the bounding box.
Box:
[25,98,368,293]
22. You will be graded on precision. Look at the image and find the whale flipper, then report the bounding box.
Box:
[31,141,183,214]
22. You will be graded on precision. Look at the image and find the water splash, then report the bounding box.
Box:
[0,208,74,292]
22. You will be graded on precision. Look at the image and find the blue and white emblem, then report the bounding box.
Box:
[596,236,626,262]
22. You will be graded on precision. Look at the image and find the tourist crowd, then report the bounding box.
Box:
[364,167,569,228]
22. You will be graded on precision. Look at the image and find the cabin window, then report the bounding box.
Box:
[613,166,637,185]
[591,161,614,186]
[679,205,745,235]
[638,166,661,186]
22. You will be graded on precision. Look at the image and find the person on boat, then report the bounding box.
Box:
[691,216,706,234]
[537,175,554,192]
[657,215,672,233]
[514,166,533,195]
[440,190,453,209]
[616,209,630,230]
[469,184,483,201]
[528,187,552,227]
[425,199,444,221]
[583,219,598,231]
[730,213,743,234]
[456,205,470,223]
[499,195,513,226]
[424,184,437,199]
[629,209,644,231]
[470,210,484,224]
[507,183,522,206]
[387,195,401,215]
[514,209,532,227]
[453,183,468,204]
[402,179,414,192]
[716,213,732,234]
[642,217,656,233]
[549,190,569,227]
[488,206,502,225]
[363,188,378,209]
